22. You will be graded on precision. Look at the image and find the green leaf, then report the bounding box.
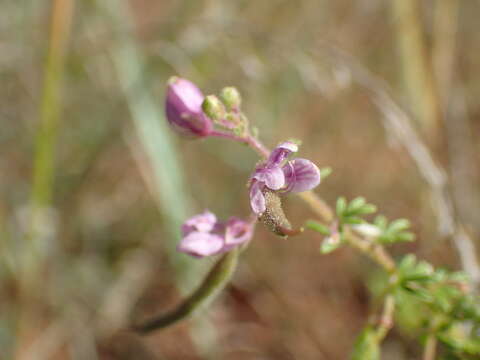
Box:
[348,197,366,212]
[374,215,388,230]
[396,232,415,242]
[356,204,377,215]
[336,197,347,216]
[305,220,330,235]
[344,216,365,225]
[389,219,411,232]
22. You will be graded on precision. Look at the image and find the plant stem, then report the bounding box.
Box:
[133,248,239,334]
[376,294,395,341]
[299,191,334,223]
[210,130,269,158]
[345,229,397,274]
[31,0,74,212]
[423,333,438,360]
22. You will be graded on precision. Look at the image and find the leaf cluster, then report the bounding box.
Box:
[336,197,377,225]
[373,216,415,244]
[394,255,480,358]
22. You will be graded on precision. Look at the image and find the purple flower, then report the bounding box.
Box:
[178,211,253,258]
[165,77,213,137]
[249,142,320,215]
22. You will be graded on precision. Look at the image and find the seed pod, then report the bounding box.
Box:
[259,189,292,237]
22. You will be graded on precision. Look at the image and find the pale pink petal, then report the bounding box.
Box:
[253,167,285,190]
[282,158,320,193]
[249,181,266,215]
[268,141,298,166]
[177,231,224,258]
[165,77,213,137]
[181,211,217,236]
[224,217,254,246]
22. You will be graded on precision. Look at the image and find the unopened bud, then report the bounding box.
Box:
[202,95,226,121]
[220,87,242,111]
[165,77,213,138]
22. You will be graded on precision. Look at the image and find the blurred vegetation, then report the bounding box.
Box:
[1,0,480,359]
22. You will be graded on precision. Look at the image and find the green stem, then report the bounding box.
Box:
[133,248,239,334]
[376,294,395,341]
[31,0,74,212]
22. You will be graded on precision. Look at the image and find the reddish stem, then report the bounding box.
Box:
[210,130,269,158]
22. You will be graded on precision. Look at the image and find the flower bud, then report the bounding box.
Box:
[220,86,242,111]
[202,95,226,121]
[165,77,213,138]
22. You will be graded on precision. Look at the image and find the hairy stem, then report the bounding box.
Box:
[133,248,239,334]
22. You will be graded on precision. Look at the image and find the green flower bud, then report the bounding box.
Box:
[220,87,242,111]
[202,95,225,121]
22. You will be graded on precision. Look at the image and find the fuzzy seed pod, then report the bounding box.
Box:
[259,189,292,237]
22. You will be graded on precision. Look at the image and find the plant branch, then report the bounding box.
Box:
[210,130,269,159]
[133,248,239,334]
[423,333,438,360]
[376,294,395,341]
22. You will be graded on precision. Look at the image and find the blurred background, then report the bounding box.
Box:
[1,0,480,359]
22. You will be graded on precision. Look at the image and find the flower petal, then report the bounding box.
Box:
[267,141,298,166]
[253,166,285,190]
[282,158,320,193]
[181,211,217,236]
[165,77,213,137]
[249,181,266,215]
[177,231,224,258]
[224,217,253,246]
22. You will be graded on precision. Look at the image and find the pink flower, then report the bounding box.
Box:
[249,142,320,215]
[178,211,253,258]
[165,77,213,137]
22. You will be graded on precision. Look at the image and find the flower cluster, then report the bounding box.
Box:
[178,211,253,258]
[249,141,320,215]
[166,77,321,257]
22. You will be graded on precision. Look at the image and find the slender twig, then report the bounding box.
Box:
[347,233,396,274]
[133,248,239,334]
[210,130,269,159]
[376,294,395,341]
[298,191,334,223]
[423,333,438,360]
